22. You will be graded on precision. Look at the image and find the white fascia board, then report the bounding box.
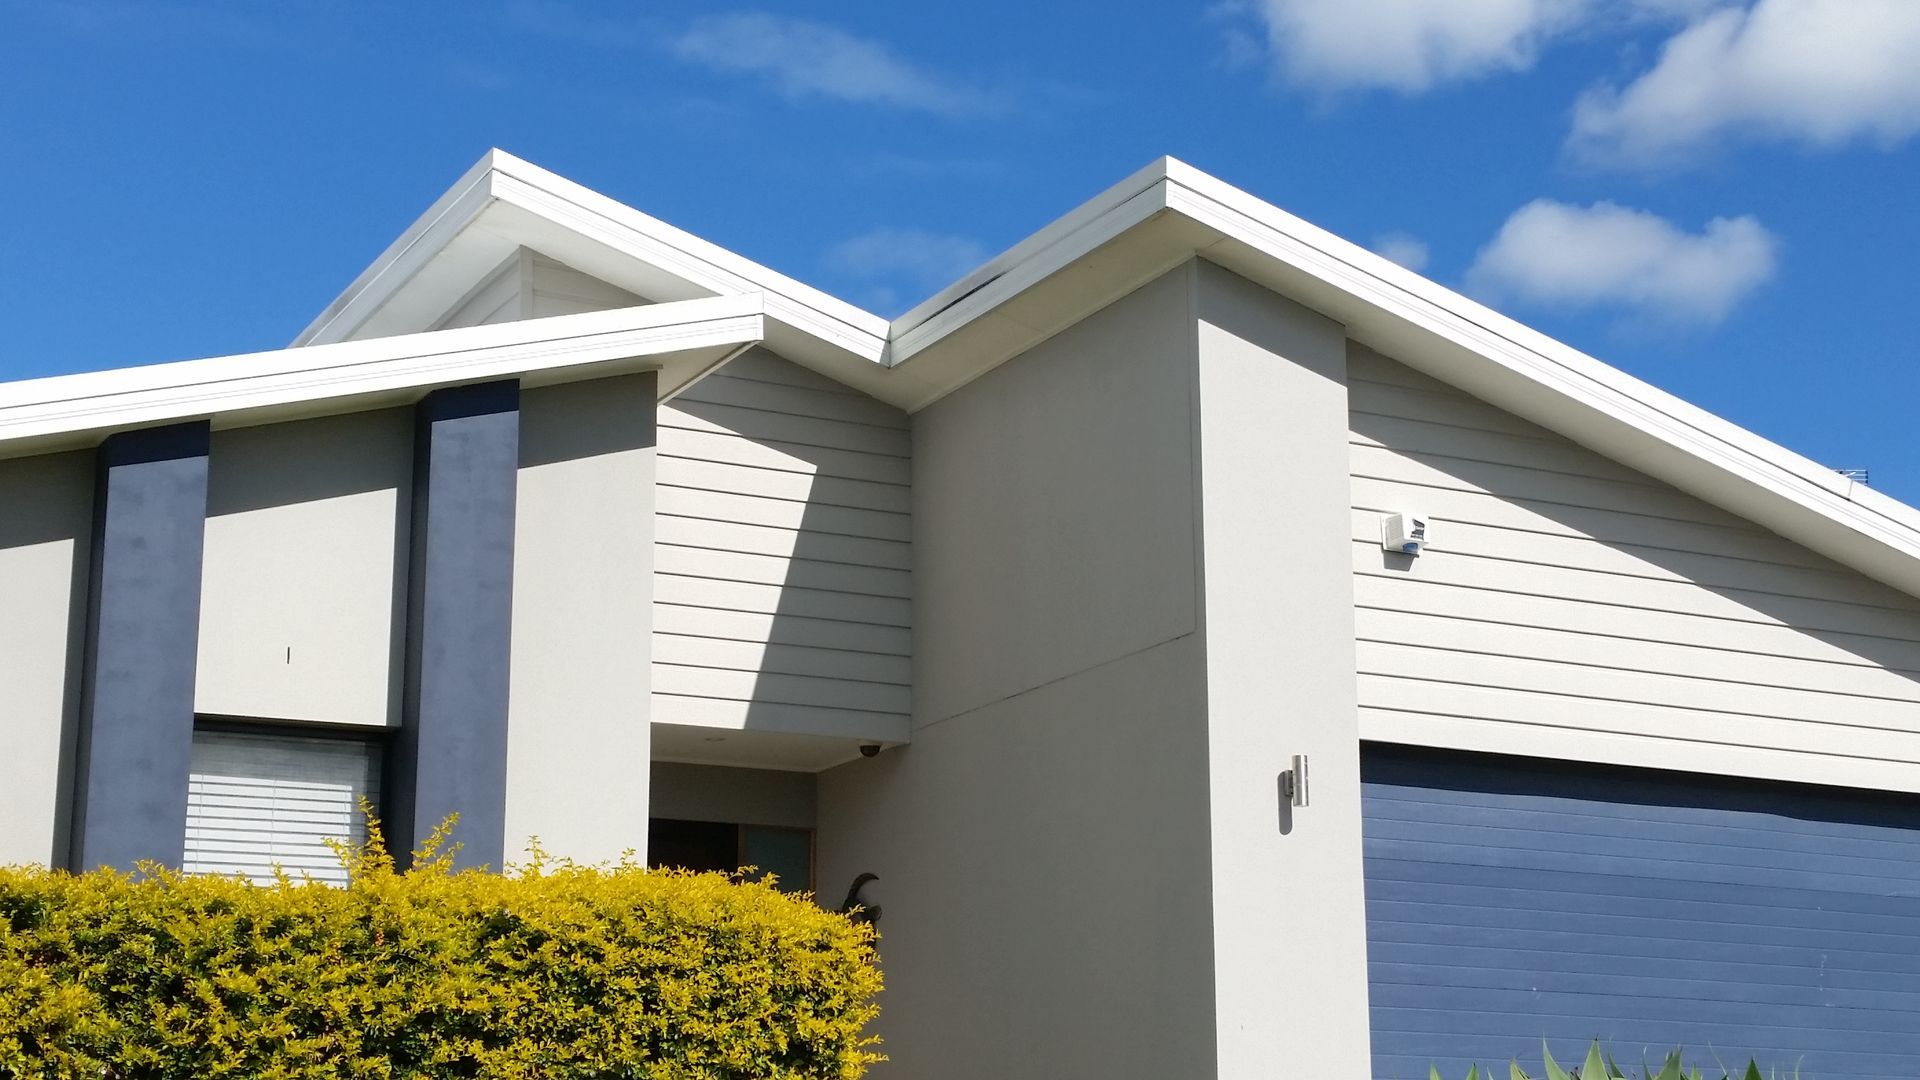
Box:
[2,295,763,459]
[891,156,1177,343]
[888,182,1173,363]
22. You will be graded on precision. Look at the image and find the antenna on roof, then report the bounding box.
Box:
[1836,467,1870,488]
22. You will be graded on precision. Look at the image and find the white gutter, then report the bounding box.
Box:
[2,294,764,457]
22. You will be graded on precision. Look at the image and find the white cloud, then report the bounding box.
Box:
[1371,232,1431,272]
[1239,0,1590,92]
[1571,0,1920,165]
[671,13,999,116]
[1466,200,1778,324]
[826,228,991,291]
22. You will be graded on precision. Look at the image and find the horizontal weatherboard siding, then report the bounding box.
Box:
[653,603,910,656]
[1346,344,1920,789]
[660,427,908,486]
[654,349,910,738]
[1362,745,1920,1080]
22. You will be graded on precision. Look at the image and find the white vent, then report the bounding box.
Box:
[184,729,381,886]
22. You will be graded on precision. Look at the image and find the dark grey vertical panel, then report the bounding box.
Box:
[391,381,519,870]
[1362,745,1920,1080]
[69,421,210,871]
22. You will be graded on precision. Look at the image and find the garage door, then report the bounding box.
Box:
[1362,745,1920,1080]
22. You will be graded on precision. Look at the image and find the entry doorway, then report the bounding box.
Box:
[647,817,815,895]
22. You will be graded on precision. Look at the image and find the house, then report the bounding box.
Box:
[4,151,1919,1079]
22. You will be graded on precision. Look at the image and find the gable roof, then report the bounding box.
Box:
[299,150,1920,600]
[293,150,886,382]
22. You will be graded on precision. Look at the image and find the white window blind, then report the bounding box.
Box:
[184,729,381,886]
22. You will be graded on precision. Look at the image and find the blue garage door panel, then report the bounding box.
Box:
[1362,745,1920,1080]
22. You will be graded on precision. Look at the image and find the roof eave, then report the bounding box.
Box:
[3,295,765,461]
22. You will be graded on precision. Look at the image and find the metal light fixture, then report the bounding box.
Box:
[1280,755,1310,808]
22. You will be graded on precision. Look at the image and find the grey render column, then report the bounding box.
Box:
[69,421,211,871]
[502,372,656,863]
[391,380,520,870]
[1191,260,1372,1077]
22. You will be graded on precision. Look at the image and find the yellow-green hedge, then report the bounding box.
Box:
[0,824,882,1079]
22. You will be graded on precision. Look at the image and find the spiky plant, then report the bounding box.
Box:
[1433,1040,1786,1080]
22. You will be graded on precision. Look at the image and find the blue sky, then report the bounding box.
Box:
[4,1,1918,501]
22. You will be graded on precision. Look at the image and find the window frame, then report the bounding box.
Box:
[185,715,392,884]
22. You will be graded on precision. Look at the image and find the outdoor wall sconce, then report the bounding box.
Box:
[1280,754,1310,809]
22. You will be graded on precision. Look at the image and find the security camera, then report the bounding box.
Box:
[1380,511,1431,556]
[859,743,883,758]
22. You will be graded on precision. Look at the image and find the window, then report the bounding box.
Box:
[647,818,814,894]
[183,727,383,886]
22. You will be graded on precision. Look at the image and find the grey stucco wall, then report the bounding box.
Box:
[817,267,1220,1079]
[393,381,521,870]
[0,450,93,866]
[0,370,663,872]
[505,372,657,864]
[72,422,211,870]
[650,762,815,829]
[197,408,412,727]
[818,261,1377,1077]
[1190,261,1372,1077]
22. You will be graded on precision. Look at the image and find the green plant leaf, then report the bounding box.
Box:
[1581,1040,1609,1080]
[1741,1062,1764,1080]
[1511,1060,1532,1080]
[1542,1042,1575,1080]
[1652,1049,1685,1080]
